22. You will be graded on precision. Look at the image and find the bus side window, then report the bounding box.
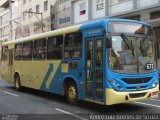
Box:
[1,46,8,61]
[15,43,22,60]
[22,41,33,60]
[33,39,46,60]
[64,32,82,60]
[47,36,63,60]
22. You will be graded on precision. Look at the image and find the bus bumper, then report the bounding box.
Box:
[105,85,159,105]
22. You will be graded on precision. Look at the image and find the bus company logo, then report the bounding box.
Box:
[136,86,141,90]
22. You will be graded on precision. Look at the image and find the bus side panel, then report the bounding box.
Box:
[32,61,59,90]
[13,61,22,83]
[40,61,62,94]
[21,61,34,88]
[1,61,9,82]
[39,60,84,98]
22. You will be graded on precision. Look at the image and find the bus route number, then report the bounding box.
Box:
[146,63,154,70]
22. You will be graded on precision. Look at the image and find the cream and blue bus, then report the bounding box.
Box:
[1,18,159,105]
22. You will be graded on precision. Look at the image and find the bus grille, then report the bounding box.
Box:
[121,77,152,84]
[129,93,146,98]
[126,86,147,90]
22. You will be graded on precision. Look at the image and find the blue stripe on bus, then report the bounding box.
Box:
[40,63,63,95]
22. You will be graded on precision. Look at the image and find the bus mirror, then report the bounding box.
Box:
[106,32,112,48]
[156,42,160,58]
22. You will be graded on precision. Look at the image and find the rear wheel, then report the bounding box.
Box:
[65,81,79,105]
[15,75,22,91]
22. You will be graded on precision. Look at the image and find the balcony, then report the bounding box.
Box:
[137,0,159,8]
[0,0,14,8]
[109,0,134,16]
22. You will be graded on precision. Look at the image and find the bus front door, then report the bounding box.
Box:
[8,49,13,83]
[85,37,104,102]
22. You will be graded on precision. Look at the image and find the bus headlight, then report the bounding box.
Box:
[152,80,159,88]
[109,80,123,91]
[152,83,156,88]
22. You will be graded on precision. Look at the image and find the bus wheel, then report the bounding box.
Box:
[15,75,22,91]
[65,82,79,105]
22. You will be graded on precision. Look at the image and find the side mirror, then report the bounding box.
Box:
[106,32,112,48]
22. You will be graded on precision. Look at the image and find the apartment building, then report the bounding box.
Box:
[54,0,71,29]
[0,0,10,44]
[20,0,56,37]
[0,0,21,43]
[70,0,160,42]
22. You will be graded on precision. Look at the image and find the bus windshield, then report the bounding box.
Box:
[108,22,157,74]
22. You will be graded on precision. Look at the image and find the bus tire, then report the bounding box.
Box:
[65,81,79,105]
[14,74,22,91]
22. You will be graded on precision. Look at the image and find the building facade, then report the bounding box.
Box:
[18,0,56,38]
[0,0,160,43]
[0,0,21,44]
[54,0,71,29]
[70,0,160,42]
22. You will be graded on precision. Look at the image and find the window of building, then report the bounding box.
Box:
[0,16,1,25]
[1,13,9,25]
[44,1,48,11]
[22,41,33,60]
[23,11,27,20]
[15,43,22,60]
[64,32,82,60]
[23,0,26,4]
[28,8,33,17]
[79,3,86,16]
[33,39,46,60]
[1,26,9,37]
[1,46,8,61]
[110,0,126,6]
[124,15,140,21]
[36,5,40,13]
[118,0,126,3]
[96,0,104,11]
[47,36,63,60]
[150,11,160,20]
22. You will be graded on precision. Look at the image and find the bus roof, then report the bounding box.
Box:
[2,18,152,46]
[80,18,152,30]
[2,24,82,46]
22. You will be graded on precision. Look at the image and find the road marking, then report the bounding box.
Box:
[55,108,88,120]
[151,99,160,102]
[135,102,160,108]
[3,91,19,97]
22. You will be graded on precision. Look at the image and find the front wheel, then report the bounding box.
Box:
[15,75,22,91]
[65,82,79,105]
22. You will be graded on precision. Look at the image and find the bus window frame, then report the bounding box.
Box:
[47,35,63,60]
[14,43,22,61]
[22,41,33,61]
[33,38,46,60]
[64,31,82,60]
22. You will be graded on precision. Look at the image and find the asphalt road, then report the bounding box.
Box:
[0,78,159,120]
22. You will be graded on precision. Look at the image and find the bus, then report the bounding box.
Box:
[0,18,159,105]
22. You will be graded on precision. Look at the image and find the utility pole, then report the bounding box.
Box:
[9,0,12,40]
[26,11,44,32]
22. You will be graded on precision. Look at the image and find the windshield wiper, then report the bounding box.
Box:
[121,33,135,56]
[140,40,144,57]
[140,35,148,57]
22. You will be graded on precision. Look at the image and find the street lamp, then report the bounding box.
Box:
[26,11,44,32]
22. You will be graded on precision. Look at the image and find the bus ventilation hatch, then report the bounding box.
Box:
[121,77,152,84]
